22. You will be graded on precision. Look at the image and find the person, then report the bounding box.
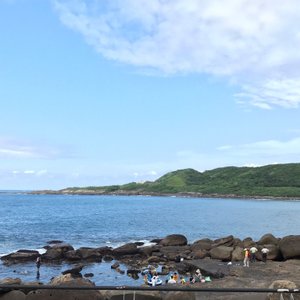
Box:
[194,269,203,282]
[36,256,41,270]
[167,275,176,284]
[250,246,258,262]
[173,272,179,282]
[151,275,158,286]
[36,256,41,280]
[180,276,186,285]
[261,247,270,263]
[243,248,250,267]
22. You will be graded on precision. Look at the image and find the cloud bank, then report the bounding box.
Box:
[54,0,300,109]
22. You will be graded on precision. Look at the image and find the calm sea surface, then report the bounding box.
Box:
[0,192,299,285]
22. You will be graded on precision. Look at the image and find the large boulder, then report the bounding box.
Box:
[0,290,26,300]
[256,244,281,261]
[184,259,230,278]
[278,235,300,260]
[257,234,278,246]
[159,245,191,261]
[210,246,234,261]
[1,250,39,264]
[242,237,255,248]
[191,239,212,251]
[159,234,188,247]
[76,247,103,261]
[112,243,139,256]
[0,278,22,285]
[212,235,234,248]
[231,246,244,261]
[42,248,63,261]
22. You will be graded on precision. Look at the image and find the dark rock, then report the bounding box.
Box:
[242,237,255,248]
[257,234,278,246]
[210,246,234,261]
[278,235,300,260]
[150,238,162,244]
[134,242,144,246]
[103,255,114,262]
[159,234,188,247]
[159,245,191,261]
[1,250,39,263]
[42,248,63,261]
[184,259,230,278]
[138,246,155,257]
[127,269,140,280]
[94,246,113,256]
[84,273,94,278]
[61,264,84,276]
[231,246,244,261]
[257,244,282,261]
[76,247,102,262]
[112,243,139,256]
[191,249,208,259]
[191,238,213,251]
[111,262,120,269]
[47,240,64,244]
[212,235,234,248]
[50,243,74,252]
[64,250,82,261]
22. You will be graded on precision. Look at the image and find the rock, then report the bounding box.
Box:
[184,259,230,278]
[159,245,191,261]
[138,246,155,257]
[191,249,208,259]
[47,240,64,244]
[266,280,299,300]
[134,242,144,246]
[210,246,234,261]
[50,273,94,286]
[159,234,188,247]
[61,264,84,276]
[76,247,103,262]
[42,248,63,261]
[0,278,22,285]
[111,262,120,269]
[212,235,234,248]
[0,290,26,300]
[257,244,281,261]
[112,243,139,256]
[257,234,278,246]
[84,273,94,278]
[103,255,114,261]
[127,269,140,280]
[242,237,255,248]
[191,239,212,251]
[278,235,300,260]
[231,246,244,261]
[50,243,74,252]
[1,250,39,263]
[150,238,162,244]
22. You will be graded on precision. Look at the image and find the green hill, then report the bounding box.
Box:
[60,163,300,198]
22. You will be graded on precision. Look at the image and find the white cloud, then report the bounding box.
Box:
[0,137,69,159]
[218,137,300,156]
[54,0,300,109]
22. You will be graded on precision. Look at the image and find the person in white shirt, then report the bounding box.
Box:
[168,275,177,284]
[250,246,258,262]
[261,247,270,263]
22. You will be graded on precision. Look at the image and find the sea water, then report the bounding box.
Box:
[0,192,299,285]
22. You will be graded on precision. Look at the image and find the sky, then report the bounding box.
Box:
[1,0,300,190]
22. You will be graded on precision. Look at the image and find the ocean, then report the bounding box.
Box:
[0,192,299,285]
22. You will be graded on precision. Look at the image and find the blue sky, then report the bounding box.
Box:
[1,0,300,190]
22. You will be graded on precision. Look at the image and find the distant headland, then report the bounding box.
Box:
[31,163,300,199]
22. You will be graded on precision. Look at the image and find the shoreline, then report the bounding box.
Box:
[28,190,300,201]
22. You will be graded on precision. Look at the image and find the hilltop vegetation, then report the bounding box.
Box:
[59,163,300,198]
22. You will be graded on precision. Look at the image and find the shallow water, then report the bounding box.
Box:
[0,192,299,285]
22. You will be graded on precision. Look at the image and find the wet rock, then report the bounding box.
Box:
[84,273,94,278]
[111,262,120,269]
[159,234,188,247]
[127,269,140,280]
[103,255,114,262]
[46,240,63,244]
[150,238,162,244]
[76,247,103,262]
[42,248,63,261]
[61,264,84,277]
[1,250,39,263]
[112,243,139,257]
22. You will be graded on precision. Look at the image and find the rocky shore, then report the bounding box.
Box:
[1,233,300,299]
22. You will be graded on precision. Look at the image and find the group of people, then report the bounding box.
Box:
[243,246,270,267]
